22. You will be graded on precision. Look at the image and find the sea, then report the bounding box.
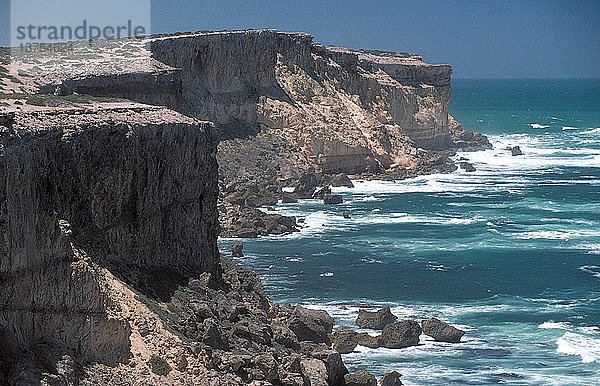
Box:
[218,79,600,385]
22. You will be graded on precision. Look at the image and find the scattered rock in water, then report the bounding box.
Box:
[356,302,371,308]
[507,145,523,156]
[297,217,305,223]
[344,369,377,386]
[421,318,465,343]
[296,172,319,198]
[339,305,348,310]
[356,332,380,348]
[380,370,403,385]
[323,194,343,205]
[282,191,299,203]
[332,328,359,354]
[286,305,334,344]
[356,307,398,330]
[459,161,476,172]
[329,174,354,188]
[343,211,351,219]
[313,185,332,199]
[231,242,244,257]
[379,320,422,348]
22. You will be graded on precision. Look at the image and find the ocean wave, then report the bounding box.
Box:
[538,321,570,330]
[579,127,600,135]
[579,265,600,279]
[556,331,600,363]
[530,123,550,129]
[561,126,579,130]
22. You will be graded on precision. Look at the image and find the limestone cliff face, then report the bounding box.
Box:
[149,30,457,174]
[0,105,217,370]
[29,30,475,177]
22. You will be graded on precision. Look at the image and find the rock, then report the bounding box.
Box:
[311,349,348,385]
[421,318,465,343]
[332,328,359,354]
[175,353,188,371]
[251,353,279,383]
[329,174,354,188]
[458,161,476,172]
[287,306,334,344]
[507,145,523,156]
[356,303,371,308]
[379,321,422,349]
[296,172,319,198]
[344,370,377,386]
[323,194,343,205]
[282,192,299,203]
[356,333,380,348]
[232,242,244,257]
[202,318,230,350]
[312,185,332,199]
[380,371,403,386]
[272,323,300,350]
[339,305,348,310]
[300,358,328,386]
[355,307,398,330]
[342,211,351,219]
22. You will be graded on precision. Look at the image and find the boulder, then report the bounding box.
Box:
[287,306,334,344]
[458,161,476,172]
[232,242,244,257]
[296,172,319,198]
[421,318,465,343]
[344,370,377,386]
[342,211,351,219]
[379,321,422,349]
[356,332,380,348]
[507,145,523,156]
[312,185,332,199]
[312,349,348,385]
[323,194,343,205]
[380,371,403,386]
[329,174,354,188]
[272,323,300,350]
[332,328,359,354]
[282,191,299,203]
[300,358,328,386]
[355,307,397,330]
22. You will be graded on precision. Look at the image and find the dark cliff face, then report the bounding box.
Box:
[0,106,218,366]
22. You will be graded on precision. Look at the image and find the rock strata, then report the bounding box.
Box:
[421,318,465,343]
[356,307,398,330]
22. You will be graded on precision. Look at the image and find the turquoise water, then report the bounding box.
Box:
[219,79,600,385]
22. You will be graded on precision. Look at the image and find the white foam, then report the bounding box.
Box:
[556,332,600,363]
[562,126,579,130]
[531,123,550,129]
[579,265,600,278]
[579,127,600,135]
[538,321,570,330]
[319,272,334,277]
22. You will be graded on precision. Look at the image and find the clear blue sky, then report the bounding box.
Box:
[1,0,599,78]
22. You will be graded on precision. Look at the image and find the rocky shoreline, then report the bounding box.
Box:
[1,29,490,385]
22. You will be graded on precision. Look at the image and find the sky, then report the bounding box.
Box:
[1,0,599,78]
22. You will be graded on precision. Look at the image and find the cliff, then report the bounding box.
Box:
[0,103,219,383]
[15,30,487,182]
